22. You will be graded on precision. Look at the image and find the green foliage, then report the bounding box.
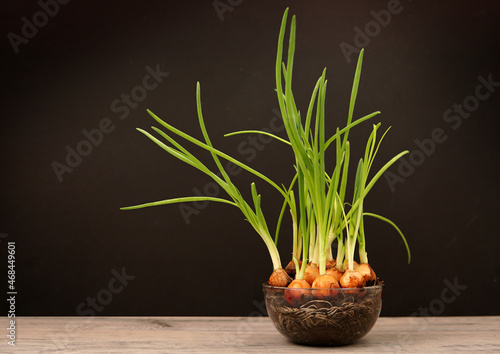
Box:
[121,8,411,273]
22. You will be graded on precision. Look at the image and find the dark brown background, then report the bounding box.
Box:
[1,0,499,316]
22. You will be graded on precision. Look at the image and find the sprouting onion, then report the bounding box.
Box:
[122,7,411,290]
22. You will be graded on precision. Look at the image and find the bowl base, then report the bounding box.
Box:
[264,281,383,346]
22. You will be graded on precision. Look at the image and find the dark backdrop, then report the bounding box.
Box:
[1,0,499,317]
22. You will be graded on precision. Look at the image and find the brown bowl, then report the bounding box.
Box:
[263,281,383,346]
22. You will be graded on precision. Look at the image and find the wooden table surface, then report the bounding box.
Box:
[5,316,500,353]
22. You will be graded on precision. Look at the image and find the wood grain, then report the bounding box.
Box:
[4,316,500,353]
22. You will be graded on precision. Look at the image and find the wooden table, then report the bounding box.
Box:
[5,316,500,352]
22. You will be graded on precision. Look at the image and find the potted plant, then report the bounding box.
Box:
[122,8,410,346]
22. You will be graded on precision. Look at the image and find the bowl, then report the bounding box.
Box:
[263,282,383,346]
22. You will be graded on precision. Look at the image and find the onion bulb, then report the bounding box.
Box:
[344,260,359,270]
[284,259,302,277]
[355,263,376,283]
[284,279,310,305]
[268,268,292,287]
[304,263,319,285]
[311,274,340,298]
[326,259,336,269]
[325,267,344,283]
[339,269,366,288]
